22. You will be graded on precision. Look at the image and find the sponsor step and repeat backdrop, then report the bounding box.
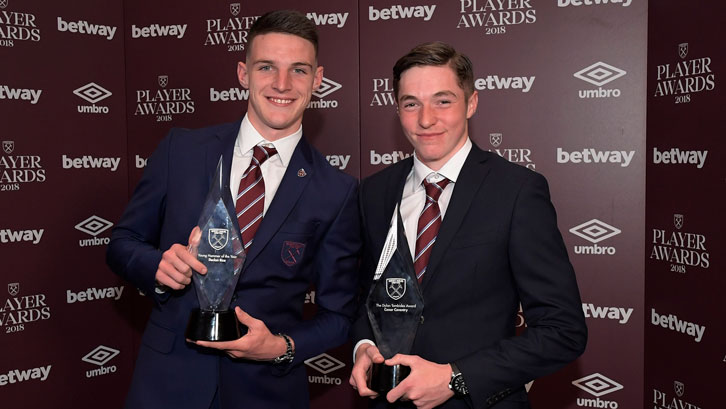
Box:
[645,2,724,409]
[1,0,722,408]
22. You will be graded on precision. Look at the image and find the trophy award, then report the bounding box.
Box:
[366,205,424,394]
[185,156,246,341]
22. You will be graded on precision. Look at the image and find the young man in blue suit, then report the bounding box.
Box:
[107,10,360,409]
[349,42,587,409]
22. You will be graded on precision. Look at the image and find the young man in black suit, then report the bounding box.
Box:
[350,42,587,409]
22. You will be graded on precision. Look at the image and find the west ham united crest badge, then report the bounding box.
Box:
[489,133,502,148]
[386,278,406,301]
[230,3,240,16]
[3,140,14,154]
[674,381,684,397]
[281,241,305,266]
[678,43,688,59]
[673,214,684,230]
[158,75,169,88]
[8,282,19,297]
[208,228,229,251]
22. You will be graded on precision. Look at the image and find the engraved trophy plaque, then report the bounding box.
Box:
[185,156,246,341]
[366,206,424,395]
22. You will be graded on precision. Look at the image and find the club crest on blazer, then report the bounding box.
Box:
[282,241,306,266]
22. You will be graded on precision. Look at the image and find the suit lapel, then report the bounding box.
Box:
[242,136,314,267]
[421,145,492,292]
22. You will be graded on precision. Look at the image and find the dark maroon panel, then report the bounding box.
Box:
[645,2,724,408]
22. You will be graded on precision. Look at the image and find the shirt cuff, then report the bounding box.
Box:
[353,339,376,363]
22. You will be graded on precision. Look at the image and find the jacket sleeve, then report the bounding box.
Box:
[106,130,173,302]
[458,171,587,408]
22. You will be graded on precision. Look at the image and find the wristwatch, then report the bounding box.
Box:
[448,362,469,396]
[273,333,294,364]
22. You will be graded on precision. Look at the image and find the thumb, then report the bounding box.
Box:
[234,306,255,326]
[188,226,201,249]
[385,353,413,367]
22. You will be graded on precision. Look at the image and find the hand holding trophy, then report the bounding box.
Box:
[186,156,247,342]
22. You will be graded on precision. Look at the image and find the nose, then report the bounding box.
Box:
[273,70,292,92]
[419,104,436,128]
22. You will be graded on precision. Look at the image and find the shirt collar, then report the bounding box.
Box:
[236,114,302,166]
[412,138,472,187]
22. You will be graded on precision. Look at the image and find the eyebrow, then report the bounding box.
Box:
[399,90,459,103]
[252,60,314,70]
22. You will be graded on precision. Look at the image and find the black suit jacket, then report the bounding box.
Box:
[353,143,587,408]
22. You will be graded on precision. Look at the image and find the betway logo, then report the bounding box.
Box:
[306,12,348,28]
[370,150,412,165]
[651,308,705,343]
[210,87,248,102]
[557,148,634,167]
[558,0,632,7]
[0,365,52,386]
[67,286,124,303]
[369,4,436,21]
[57,17,116,40]
[62,155,120,171]
[582,303,632,324]
[652,147,707,169]
[131,23,187,39]
[0,228,43,244]
[325,155,350,170]
[475,76,535,93]
[0,85,42,104]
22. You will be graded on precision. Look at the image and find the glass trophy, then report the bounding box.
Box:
[185,156,246,341]
[366,205,424,395]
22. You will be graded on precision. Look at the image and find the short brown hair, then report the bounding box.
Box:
[393,41,474,99]
[248,10,319,57]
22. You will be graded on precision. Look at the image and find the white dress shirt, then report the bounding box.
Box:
[230,114,302,214]
[400,138,472,259]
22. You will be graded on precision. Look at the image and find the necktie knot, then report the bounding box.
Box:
[252,144,277,166]
[423,177,450,203]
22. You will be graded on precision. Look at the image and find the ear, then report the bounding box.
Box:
[237,61,249,89]
[466,90,478,119]
[313,65,324,90]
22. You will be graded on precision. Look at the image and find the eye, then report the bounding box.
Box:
[293,68,308,75]
[258,65,272,71]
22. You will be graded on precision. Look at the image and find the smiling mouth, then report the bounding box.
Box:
[268,97,294,104]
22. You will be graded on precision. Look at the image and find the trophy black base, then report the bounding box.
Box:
[185,309,246,342]
[369,363,411,395]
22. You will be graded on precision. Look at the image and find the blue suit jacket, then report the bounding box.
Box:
[107,119,360,409]
[353,144,587,409]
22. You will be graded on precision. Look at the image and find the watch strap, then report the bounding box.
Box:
[273,333,294,364]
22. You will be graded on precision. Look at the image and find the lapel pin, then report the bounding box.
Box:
[297,168,307,177]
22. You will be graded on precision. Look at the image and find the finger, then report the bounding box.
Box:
[155,271,184,290]
[350,374,377,398]
[234,307,257,326]
[194,339,236,350]
[175,246,207,275]
[367,348,385,364]
[387,384,406,403]
[385,353,413,367]
[156,264,189,288]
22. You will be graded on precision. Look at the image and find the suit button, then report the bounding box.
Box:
[420,316,424,324]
